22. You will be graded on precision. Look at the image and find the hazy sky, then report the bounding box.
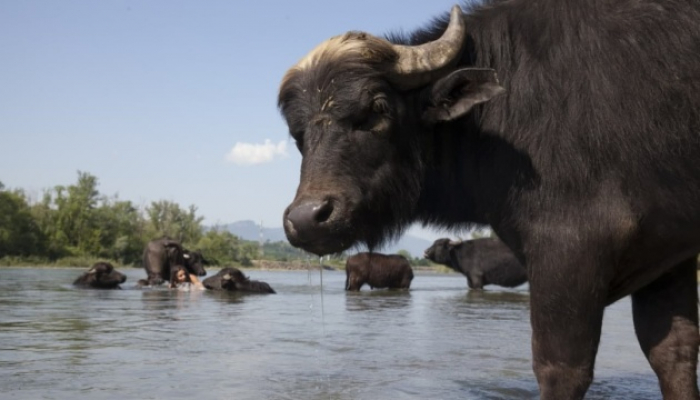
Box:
[1,0,478,243]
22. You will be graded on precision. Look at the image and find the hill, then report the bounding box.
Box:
[221,220,435,258]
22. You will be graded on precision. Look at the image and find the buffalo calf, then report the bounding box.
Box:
[202,267,276,294]
[73,262,126,289]
[345,253,414,291]
[425,238,526,290]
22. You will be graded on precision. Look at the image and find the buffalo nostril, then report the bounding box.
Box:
[314,200,333,224]
[286,200,334,236]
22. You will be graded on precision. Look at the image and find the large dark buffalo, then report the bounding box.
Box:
[142,238,207,285]
[73,262,127,289]
[345,253,413,291]
[278,2,700,398]
[425,237,526,289]
[202,267,276,293]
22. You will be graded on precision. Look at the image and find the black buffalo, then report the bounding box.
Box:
[278,2,700,398]
[73,262,126,289]
[424,237,526,289]
[142,238,207,285]
[345,252,414,291]
[202,267,276,294]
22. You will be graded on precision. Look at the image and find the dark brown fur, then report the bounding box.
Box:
[345,253,414,291]
[278,1,700,398]
[202,267,275,294]
[73,262,126,289]
[425,238,526,289]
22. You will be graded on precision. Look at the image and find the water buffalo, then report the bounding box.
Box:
[424,238,526,289]
[345,253,414,291]
[73,262,126,289]
[278,2,700,398]
[202,267,276,294]
[142,238,207,285]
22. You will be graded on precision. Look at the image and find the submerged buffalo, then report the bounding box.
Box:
[425,237,526,290]
[73,262,126,289]
[142,238,207,285]
[278,1,700,398]
[202,267,276,294]
[345,253,413,291]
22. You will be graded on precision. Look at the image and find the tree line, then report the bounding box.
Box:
[0,172,270,267]
[0,172,434,268]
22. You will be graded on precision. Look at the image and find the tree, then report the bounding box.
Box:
[94,198,146,264]
[144,200,203,246]
[0,184,47,258]
[196,228,244,265]
[51,171,102,255]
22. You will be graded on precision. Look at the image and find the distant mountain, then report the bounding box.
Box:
[220,220,435,258]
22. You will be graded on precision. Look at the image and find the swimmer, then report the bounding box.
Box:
[169,265,205,290]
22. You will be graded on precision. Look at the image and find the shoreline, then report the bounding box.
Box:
[0,260,441,273]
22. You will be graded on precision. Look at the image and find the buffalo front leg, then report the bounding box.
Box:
[632,257,700,400]
[529,252,609,399]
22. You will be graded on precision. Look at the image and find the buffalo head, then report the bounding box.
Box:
[278,6,504,255]
[424,238,459,265]
[73,262,127,289]
[183,250,208,276]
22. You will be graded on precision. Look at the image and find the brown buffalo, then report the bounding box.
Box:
[345,252,413,291]
[424,237,526,289]
[278,2,700,398]
[202,267,276,294]
[73,262,126,289]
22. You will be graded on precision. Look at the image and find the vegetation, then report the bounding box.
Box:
[0,172,436,269]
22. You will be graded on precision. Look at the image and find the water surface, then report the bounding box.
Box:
[0,267,669,399]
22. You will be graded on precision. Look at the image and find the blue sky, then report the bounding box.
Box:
[1,0,478,243]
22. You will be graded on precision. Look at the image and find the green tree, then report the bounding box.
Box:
[51,171,102,255]
[94,198,147,264]
[0,183,47,257]
[196,228,244,265]
[145,200,203,246]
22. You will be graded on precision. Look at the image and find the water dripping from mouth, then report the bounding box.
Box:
[304,254,330,400]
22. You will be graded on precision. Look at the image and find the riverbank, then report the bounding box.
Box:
[0,258,443,273]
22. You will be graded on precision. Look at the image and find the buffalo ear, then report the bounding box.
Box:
[422,68,505,124]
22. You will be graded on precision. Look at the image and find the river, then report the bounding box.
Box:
[0,267,672,399]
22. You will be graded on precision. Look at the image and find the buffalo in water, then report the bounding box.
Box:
[73,262,126,289]
[202,267,276,294]
[141,238,207,286]
[278,1,700,398]
[345,253,413,291]
[424,238,526,290]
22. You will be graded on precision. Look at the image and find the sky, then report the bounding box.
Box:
[0,0,479,243]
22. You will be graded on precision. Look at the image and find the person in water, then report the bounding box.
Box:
[169,265,205,290]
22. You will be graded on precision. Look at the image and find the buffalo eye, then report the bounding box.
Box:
[352,95,391,133]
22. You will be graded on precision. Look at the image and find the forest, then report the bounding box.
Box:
[0,171,431,268]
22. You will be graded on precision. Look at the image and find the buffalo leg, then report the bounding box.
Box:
[632,257,700,400]
[466,272,484,290]
[529,250,608,399]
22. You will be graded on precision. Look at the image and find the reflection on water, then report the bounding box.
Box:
[0,267,672,399]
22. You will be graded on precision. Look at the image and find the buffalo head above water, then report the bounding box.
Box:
[278,6,504,256]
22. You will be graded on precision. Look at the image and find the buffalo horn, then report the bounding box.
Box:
[389,5,466,89]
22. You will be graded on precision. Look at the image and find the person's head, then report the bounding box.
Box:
[170,265,190,287]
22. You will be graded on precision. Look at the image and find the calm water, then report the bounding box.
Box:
[0,267,674,399]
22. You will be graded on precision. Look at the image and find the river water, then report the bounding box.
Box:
[0,267,676,399]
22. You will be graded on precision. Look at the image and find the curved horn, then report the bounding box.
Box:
[389,5,466,89]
